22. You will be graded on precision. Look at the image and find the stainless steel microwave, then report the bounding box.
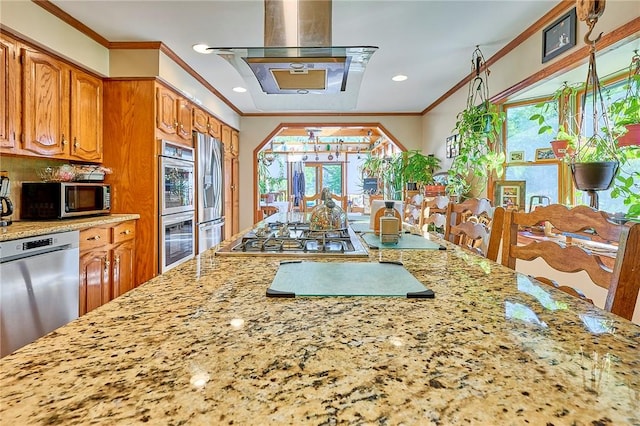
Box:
[21,182,111,219]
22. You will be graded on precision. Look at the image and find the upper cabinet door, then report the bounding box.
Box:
[208,116,221,139]
[156,85,177,135]
[70,69,103,162]
[192,108,208,134]
[0,34,20,151]
[22,49,70,157]
[176,98,193,141]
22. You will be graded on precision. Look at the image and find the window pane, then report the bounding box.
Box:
[506,102,558,162]
[504,101,560,211]
[505,165,559,209]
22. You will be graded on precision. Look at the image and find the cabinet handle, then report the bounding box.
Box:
[180,124,184,130]
[104,258,110,275]
[61,134,66,146]
[174,122,179,129]
[88,235,101,241]
[120,229,131,235]
[114,255,120,266]
[73,137,79,149]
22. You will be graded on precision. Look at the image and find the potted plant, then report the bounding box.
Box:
[448,100,506,198]
[447,47,506,199]
[529,82,582,159]
[609,52,640,147]
[611,146,640,219]
[401,150,442,195]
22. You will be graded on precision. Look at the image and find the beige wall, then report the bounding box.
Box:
[0,1,240,129]
[422,1,640,162]
[238,115,423,229]
[420,2,640,323]
[0,0,109,76]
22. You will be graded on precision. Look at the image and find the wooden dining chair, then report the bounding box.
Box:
[446,206,505,261]
[301,193,322,212]
[501,204,640,320]
[260,205,279,220]
[421,195,449,235]
[444,198,498,256]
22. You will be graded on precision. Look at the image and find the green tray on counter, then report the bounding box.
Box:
[360,232,445,250]
[266,261,434,298]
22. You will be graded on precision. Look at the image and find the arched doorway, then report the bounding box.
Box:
[253,123,405,223]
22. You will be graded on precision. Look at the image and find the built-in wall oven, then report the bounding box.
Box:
[159,140,195,273]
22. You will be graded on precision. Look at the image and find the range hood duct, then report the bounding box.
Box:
[209,0,377,110]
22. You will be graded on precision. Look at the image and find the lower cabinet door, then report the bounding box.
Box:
[79,248,110,315]
[112,240,135,298]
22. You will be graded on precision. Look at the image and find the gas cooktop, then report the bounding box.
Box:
[215,221,369,257]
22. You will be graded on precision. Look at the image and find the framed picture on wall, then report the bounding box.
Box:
[493,180,526,212]
[542,8,576,63]
[509,151,525,162]
[535,147,555,161]
[446,134,459,158]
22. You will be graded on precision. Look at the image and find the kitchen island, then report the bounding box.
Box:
[0,228,638,425]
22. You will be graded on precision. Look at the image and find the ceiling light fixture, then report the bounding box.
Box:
[192,44,212,54]
[232,87,247,93]
[392,74,408,82]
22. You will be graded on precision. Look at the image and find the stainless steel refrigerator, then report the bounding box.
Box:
[195,132,225,254]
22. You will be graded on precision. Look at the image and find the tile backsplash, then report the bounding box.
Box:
[0,156,69,221]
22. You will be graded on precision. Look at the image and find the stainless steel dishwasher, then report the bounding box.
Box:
[1,230,79,358]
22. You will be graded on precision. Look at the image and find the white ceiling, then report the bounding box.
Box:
[46,0,629,114]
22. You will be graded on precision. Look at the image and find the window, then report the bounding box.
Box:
[503,100,561,209]
[578,80,639,214]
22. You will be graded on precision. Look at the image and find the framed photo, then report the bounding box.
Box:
[445,134,459,158]
[535,147,556,162]
[509,151,525,162]
[542,8,576,63]
[494,180,526,212]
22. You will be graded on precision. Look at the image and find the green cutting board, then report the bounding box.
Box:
[360,232,444,250]
[267,261,434,298]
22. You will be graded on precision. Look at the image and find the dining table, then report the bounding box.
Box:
[0,224,638,425]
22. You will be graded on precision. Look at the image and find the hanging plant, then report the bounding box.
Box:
[448,46,506,197]
[570,7,621,209]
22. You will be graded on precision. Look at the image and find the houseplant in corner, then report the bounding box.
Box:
[401,150,442,195]
[448,47,505,199]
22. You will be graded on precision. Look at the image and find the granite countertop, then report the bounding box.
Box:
[0,214,140,242]
[0,232,638,425]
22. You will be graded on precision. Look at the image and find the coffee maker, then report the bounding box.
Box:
[0,172,13,226]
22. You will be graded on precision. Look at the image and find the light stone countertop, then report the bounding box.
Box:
[0,231,638,425]
[0,214,141,242]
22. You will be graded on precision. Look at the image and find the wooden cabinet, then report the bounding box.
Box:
[192,107,208,134]
[192,107,221,139]
[0,33,20,153]
[22,48,70,157]
[79,220,136,316]
[70,69,103,161]
[17,43,103,161]
[231,130,240,235]
[156,84,193,145]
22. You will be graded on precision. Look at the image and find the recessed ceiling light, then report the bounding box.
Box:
[193,44,212,54]
[232,87,247,93]
[392,74,408,82]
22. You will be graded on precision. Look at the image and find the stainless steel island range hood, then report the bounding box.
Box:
[201,0,377,110]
